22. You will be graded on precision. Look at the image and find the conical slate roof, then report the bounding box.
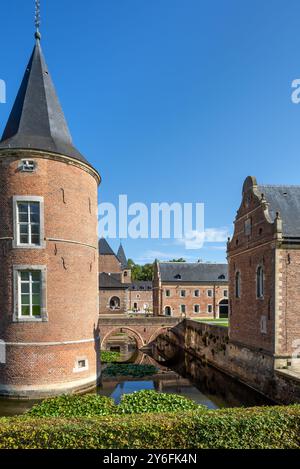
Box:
[0,38,91,167]
[117,244,128,269]
[99,238,116,256]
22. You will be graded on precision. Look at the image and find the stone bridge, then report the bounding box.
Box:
[98,316,182,349]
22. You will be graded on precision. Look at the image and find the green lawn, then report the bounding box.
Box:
[192,317,229,327]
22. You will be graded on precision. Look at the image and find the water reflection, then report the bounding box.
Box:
[0,345,273,417]
[98,347,273,409]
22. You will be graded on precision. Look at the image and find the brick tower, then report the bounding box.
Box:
[0,33,101,397]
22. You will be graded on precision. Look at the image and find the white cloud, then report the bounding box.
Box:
[176,227,230,250]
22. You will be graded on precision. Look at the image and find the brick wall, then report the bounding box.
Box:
[99,254,122,274]
[0,151,100,396]
[99,288,128,315]
[155,283,228,319]
[128,289,153,312]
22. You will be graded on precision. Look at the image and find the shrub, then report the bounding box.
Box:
[28,394,116,418]
[118,390,201,414]
[103,364,157,378]
[1,405,300,449]
[27,391,200,418]
[100,351,121,363]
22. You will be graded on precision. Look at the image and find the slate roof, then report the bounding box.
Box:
[117,244,128,269]
[99,238,117,256]
[158,262,228,283]
[0,38,95,171]
[130,281,153,291]
[99,273,128,289]
[258,185,300,239]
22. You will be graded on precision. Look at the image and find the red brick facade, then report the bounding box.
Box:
[153,262,229,319]
[228,176,300,369]
[0,150,100,397]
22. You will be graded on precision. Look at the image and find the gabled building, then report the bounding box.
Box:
[228,176,300,371]
[153,261,228,318]
[99,239,153,314]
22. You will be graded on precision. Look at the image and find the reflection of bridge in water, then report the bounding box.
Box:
[99,316,183,351]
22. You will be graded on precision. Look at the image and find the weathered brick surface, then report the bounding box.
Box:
[128,289,153,312]
[99,288,128,315]
[277,249,300,356]
[0,151,100,394]
[99,253,122,274]
[228,176,300,362]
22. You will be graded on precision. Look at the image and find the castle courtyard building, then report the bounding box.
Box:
[0,34,101,397]
[228,176,300,372]
[153,261,228,319]
[99,239,153,314]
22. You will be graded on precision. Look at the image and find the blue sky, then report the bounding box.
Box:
[1,0,300,264]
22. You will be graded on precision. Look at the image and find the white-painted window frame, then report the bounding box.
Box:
[13,196,45,249]
[13,265,47,323]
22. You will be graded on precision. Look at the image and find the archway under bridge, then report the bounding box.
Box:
[99,316,182,350]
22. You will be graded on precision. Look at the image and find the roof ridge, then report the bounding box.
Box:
[259,184,300,189]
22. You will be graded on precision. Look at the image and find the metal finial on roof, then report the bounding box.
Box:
[35,0,41,40]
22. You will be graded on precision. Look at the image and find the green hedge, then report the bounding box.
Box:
[28,394,116,418]
[1,405,300,449]
[118,390,199,414]
[28,391,199,417]
[100,351,121,363]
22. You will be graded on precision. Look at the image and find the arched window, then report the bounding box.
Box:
[109,297,120,311]
[235,271,241,298]
[257,266,264,298]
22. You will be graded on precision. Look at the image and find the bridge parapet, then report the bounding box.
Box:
[98,316,182,348]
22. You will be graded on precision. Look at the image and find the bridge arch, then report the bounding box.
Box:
[148,327,180,345]
[101,327,145,349]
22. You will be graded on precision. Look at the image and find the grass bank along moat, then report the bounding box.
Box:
[155,319,300,405]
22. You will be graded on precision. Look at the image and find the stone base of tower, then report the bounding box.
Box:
[0,340,101,399]
[0,373,101,399]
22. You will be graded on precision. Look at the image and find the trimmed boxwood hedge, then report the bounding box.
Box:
[0,405,300,449]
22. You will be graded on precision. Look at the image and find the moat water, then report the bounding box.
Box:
[0,347,273,416]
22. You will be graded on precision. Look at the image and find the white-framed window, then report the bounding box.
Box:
[18,271,41,318]
[19,160,37,172]
[207,289,213,297]
[180,290,186,298]
[180,305,186,314]
[13,196,45,249]
[165,289,171,297]
[73,357,89,373]
[194,305,200,314]
[207,304,213,313]
[194,290,200,297]
[13,265,47,322]
[235,271,241,298]
[257,266,264,299]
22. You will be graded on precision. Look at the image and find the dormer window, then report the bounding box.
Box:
[174,274,182,280]
[20,160,36,172]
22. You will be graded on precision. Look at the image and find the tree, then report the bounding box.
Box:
[169,258,186,263]
[127,259,154,281]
